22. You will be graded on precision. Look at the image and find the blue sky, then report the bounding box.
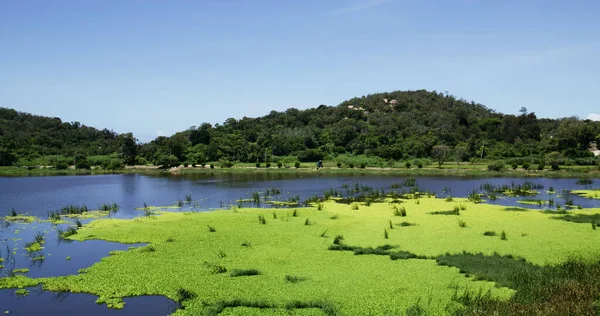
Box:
[2,0,599,142]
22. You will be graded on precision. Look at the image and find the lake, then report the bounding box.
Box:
[1,173,599,315]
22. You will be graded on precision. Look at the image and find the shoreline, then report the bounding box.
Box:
[1,164,599,178]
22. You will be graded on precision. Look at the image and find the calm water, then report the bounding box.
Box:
[1,173,599,314]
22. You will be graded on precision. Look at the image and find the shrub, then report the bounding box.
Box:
[458,220,467,228]
[219,160,234,168]
[333,235,344,245]
[405,161,411,169]
[417,161,423,169]
[384,229,389,239]
[277,162,282,168]
[351,203,359,210]
[483,231,496,236]
[294,161,300,168]
[500,230,507,240]
[55,161,69,170]
[176,288,197,302]
[210,164,214,169]
[348,163,355,168]
[207,225,216,232]
[511,162,518,170]
[537,162,545,170]
[487,161,505,172]
[360,162,367,169]
[255,162,261,168]
[266,162,271,168]
[551,162,560,171]
[522,162,530,170]
[337,162,342,168]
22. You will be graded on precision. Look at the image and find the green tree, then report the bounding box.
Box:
[120,133,138,165]
[432,145,451,168]
[454,143,468,169]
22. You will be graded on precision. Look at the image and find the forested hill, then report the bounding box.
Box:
[1,90,600,168]
[0,107,135,167]
[140,90,600,166]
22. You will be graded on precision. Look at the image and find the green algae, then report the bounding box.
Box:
[516,199,548,206]
[4,215,37,223]
[15,288,29,296]
[3,197,600,314]
[571,189,600,199]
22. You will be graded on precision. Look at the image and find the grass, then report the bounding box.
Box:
[230,269,261,277]
[4,197,600,314]
[393,205,407,217]
[443,253,600,315]
[284,275,308,283]
[554,214,600,224]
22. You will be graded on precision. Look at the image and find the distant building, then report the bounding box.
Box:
[390,99,398,105]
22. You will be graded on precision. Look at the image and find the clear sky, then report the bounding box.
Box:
[2,0,599,142]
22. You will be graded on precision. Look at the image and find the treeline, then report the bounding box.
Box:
[0,107,136,168]
[137,90,600,168]
[2,90,600,169]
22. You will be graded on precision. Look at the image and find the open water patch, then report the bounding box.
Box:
[0,286,179,315]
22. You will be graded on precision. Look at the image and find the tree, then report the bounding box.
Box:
[74,152,90,169]
[432,145,451,168]
[157,155,180,169]
[120,133,138,165]
[454,143,468,169]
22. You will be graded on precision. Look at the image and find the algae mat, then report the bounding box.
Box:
[3,197,600,315]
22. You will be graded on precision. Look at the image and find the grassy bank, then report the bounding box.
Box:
[178,164,600,178]
[2,197,600,314]
[2,162,599,178]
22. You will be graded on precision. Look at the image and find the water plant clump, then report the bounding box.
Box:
[60,205,89,215]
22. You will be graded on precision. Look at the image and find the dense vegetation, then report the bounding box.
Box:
[2,90,600,168]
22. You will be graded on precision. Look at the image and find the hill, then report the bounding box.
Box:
[1,90,599,168]
[139,90,600,167]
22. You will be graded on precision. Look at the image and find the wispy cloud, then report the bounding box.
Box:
[331,0,394,15]
[587,113,600,121]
